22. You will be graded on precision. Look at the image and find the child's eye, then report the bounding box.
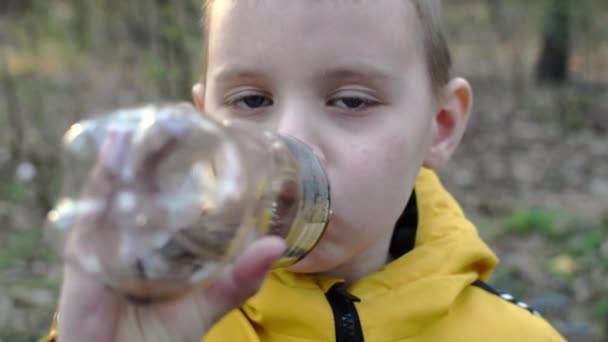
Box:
[327,96,380,110]
[234,95,273,110]
[333,97,366,109]
[225,90,274,112]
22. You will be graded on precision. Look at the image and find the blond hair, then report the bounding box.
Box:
[201,0,451,94]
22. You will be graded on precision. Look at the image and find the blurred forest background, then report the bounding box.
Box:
[0,0,607,341]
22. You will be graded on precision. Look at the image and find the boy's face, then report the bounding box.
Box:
[197,1,468,277]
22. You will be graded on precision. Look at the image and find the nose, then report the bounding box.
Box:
[274,103,323,159]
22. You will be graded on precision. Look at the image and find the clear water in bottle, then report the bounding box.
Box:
[45,103,331,301]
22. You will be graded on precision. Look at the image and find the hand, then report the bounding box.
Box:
[54,108,286,341]
[57,236,285,342]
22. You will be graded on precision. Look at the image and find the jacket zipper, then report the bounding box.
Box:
[325,284,364,342]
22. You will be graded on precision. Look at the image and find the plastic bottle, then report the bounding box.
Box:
[45,103,331,300]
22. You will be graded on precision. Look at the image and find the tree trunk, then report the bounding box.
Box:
[0,0,34,16]
[1,71,24,162]
[155,0,193,100]
[72,0,91,49]
[535,0,572,84]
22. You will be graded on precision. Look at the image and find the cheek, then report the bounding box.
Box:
[323,129,424,240]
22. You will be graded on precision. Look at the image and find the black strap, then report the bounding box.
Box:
[326,284,364,342]
[389,190,418,259]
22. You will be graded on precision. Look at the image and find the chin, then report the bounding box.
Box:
[285,241,342,274]
[285,257,321,274]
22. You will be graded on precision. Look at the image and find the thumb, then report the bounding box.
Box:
[197,236,286,324]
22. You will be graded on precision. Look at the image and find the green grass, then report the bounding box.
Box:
[0,181,30,205]
[0,229,57,342]
[0,331,35,342]
[592,299,608,320]
[501,205,608,290]
[503,206,559,236]
[0,228,57,297]
[0,228,51,272]
[0,275,57,292]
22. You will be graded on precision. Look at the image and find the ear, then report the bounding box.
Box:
[423,78,472,169]
[192,82,206,112]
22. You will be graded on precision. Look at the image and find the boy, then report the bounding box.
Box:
[49,0,565,341]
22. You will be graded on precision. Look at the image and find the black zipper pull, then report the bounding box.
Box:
[326,284,364,342]
[333,285,361,302]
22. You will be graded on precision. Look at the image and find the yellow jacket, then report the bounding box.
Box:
[44,169,565,341]
[204,169,564,341]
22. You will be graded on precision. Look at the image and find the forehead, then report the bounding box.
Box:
[206,0,425,79]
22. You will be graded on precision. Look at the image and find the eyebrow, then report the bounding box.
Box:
[320,64,396,82]
[210,63,397,84]
[211,64,269,84]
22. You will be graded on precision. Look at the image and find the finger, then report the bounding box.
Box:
[231,236,287,287]
[148,236,285,337]
[134,106,193,182]
[78,132,126,201]
[200,236,286,317]
[57,266,121,342]
[98,127,132,180]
